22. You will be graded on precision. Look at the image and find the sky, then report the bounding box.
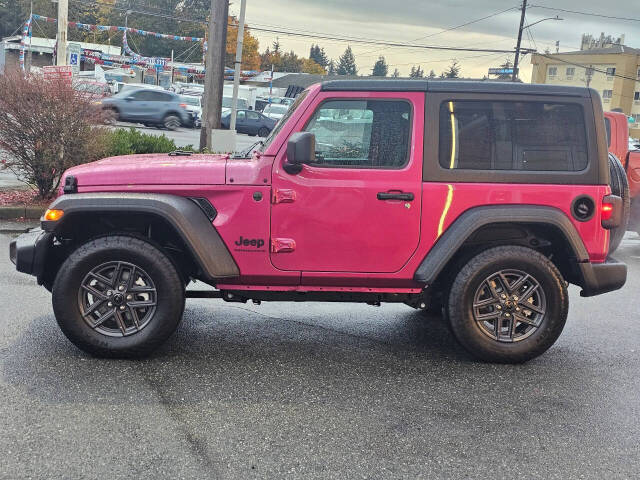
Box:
[231,1,638,81]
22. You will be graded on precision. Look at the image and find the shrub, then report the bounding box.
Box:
[102,128,187,156]
[0,72,105,198]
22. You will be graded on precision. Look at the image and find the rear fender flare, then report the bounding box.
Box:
[413,205,589,284]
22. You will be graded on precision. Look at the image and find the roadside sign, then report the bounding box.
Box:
[488,67,515,75]
[43,65,73,86]
[68,43,82,75]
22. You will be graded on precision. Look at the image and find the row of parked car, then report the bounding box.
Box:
[82,81,292,136]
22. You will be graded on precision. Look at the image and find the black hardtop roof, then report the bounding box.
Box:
[320,79,591,97]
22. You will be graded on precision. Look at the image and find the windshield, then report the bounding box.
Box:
[265,104,289,114]
[222,97,248,109]
[259,91,308,153]
[180,95,200,106]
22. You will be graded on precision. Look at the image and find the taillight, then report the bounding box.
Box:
[601,194,621,229]
[180,103,187,109]
[601,203,614,221]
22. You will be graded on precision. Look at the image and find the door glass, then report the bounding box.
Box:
[304,100,411,168]
[247,111,260,121]
[237,111,246,121]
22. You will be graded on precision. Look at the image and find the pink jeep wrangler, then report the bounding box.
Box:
[10,80,627,363]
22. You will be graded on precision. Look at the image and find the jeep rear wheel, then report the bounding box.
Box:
[52,236,185,358]
[448,246,568,363]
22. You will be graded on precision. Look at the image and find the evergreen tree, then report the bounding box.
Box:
[409,65,424,78]
[443,60,461,79]
[336,46,357,75]
[391,68,400,78]
[496,60,513,80]
[309,44,329,68]
[428,69,437,79]
[272,39,281,55]
[371,56,388,77]
[328,60,336,76]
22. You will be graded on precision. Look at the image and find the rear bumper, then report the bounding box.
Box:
[579,257,627,297]
[9,228,52,280]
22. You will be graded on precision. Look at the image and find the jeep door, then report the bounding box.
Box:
[270,92,424,275]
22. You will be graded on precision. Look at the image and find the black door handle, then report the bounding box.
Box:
[377,192,415,201]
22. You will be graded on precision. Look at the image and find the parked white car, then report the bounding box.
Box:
[262,103,290,121]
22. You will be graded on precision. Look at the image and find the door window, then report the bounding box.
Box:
[303,100,411,168]
[237,111,246,121]
[247,111,261,121]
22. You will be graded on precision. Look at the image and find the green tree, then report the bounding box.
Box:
[371,56,388,77]
[328,60,336,76]
[309,44,329,68]
[336,46,357,75]
[391,68,400,78]
[428,69,437,79]
[443,60,461,79]
[409,65,424,78]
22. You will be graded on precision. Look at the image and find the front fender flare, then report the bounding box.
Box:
[44,193,240,280]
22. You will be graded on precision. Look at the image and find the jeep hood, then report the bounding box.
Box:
[63,153,228,187]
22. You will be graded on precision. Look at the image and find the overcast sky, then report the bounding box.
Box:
[232,1,637,79]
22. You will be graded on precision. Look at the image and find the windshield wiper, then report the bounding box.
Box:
[234,140,263,158]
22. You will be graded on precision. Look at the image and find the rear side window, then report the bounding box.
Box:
[439,100,588,172]
[304,99,411,168]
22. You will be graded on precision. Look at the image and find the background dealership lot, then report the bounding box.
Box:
[1,231,638,479]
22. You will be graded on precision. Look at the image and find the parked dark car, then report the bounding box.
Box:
[221,109,277,137]
[100,88,191,130]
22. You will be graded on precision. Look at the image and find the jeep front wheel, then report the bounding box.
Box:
[448,246,568,363]
[52,236,185,358]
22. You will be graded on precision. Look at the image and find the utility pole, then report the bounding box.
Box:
[56,0,68,66]
[199,0,230,151]
[230,0,247,132]
[512,0,527,82]
[26,0,33,72]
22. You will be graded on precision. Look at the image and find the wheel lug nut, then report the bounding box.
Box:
[108,302,113,307]
[515,307,520,312]
[504,313,511,318]
[496,305,502,310]
[126,295,132,300]
[118,285,125,292]
[501,294,507,299]
[513,296,519,301]
[119,305,126,311]
[106,290,112,296]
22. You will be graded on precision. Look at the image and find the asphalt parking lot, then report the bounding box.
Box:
[1,232,639,479]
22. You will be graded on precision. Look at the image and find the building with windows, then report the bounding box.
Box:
[530,38,640,136]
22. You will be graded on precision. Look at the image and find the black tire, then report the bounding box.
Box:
[608,153,630,253]
[448,246,568,364]
[258,127,270,138]
[163,114,181,131]
[52,236,185,358]
[103,107,118,125]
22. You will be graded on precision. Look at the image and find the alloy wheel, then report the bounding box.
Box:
[471,269,546,342]
[78,261,158,337]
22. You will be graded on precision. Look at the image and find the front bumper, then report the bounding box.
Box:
[9,228,53,281]
[579,257,627,297]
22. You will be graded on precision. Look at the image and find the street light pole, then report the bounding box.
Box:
[230,0,247,132]
[199,0,230,151]
[512,0,528,81]
[56,0,68,66]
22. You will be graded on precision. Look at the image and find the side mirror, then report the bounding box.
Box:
[125,96,134,102]
[284,132,315,175]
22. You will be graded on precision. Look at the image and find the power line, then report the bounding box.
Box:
[529,5,640,22]
[357,5,520,59]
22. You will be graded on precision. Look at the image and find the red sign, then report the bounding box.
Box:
[43,65,73,86]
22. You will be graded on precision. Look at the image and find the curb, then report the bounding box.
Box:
[0,205,45,220]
